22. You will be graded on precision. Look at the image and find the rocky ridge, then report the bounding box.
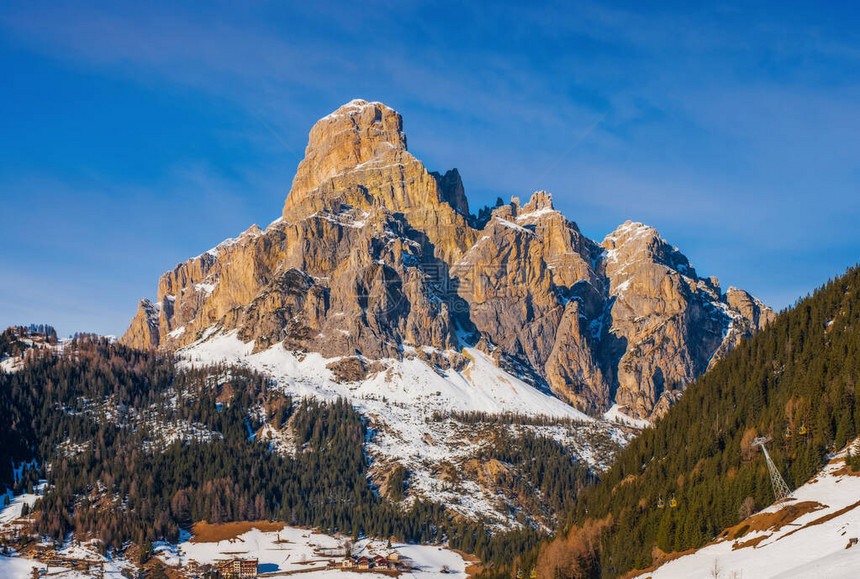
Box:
[122,99,774,420]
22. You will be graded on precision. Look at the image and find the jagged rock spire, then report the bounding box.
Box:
[283,100,407,217]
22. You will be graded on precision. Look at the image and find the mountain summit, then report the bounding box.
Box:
[281,99,474,261]
[122,100,773,420]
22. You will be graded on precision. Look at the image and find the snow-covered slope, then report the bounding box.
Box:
[0,331,64,373]
[177,330,631,526]
[0,356,22,373]
[635,441,860,579]
[604,404,652,429]
[179,330,589,419]
[0,482,46,524]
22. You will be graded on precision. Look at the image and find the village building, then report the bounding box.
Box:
[340,553,399,571]
[216,557,258,578]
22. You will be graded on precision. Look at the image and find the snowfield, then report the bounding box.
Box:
[178,331,588,420]
[635,441,860,579]
[604,404,651,429]
[0,355,23,373]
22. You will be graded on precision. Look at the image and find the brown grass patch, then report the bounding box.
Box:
[732,534,769,550]
[718,500,824,541]
[778,499,860,541]
[189,520,286,543]
[830,463,860,477]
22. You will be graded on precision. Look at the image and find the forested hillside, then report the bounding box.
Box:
[0,336,595,567]
[0,325,57,358]
[531,264,860,578]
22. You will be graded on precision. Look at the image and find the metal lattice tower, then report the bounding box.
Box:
[752,436,792,501]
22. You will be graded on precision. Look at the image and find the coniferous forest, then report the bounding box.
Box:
[528,264,860,578]
[0,335,592,567]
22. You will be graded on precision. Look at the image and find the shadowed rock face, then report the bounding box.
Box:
[121,99,774,420]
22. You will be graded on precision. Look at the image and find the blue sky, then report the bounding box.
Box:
[1,1,858,337]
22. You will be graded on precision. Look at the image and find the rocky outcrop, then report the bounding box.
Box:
[600,222,729,417]
[121,99,774,420]
[121,299,162,349]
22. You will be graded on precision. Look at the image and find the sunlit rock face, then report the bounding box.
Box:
[122,99,773,420]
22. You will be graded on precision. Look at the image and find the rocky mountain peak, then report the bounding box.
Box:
[602,220,656,249]
[284,100,406,217]
[602,220,696,279]
[522,190,554,213]
[431,168,470,216]
[484,191,558,225]
[725,286,775,330]
[280,100,476,263]
[123,101,775,421]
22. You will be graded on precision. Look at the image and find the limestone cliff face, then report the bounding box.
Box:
[451,191,609,410]
[282,99,476,264]
[121,99,774,420]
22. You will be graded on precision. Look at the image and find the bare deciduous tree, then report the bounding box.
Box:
[738,496,756,521]
[709,558,722,579]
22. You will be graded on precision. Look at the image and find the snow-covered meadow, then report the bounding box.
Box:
[157,523,468,578]
[0,521,468,579]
